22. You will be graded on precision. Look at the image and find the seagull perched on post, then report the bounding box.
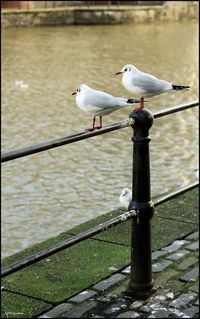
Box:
[72,84,141,131]
[119,188,132,209]
[115,64,190,112]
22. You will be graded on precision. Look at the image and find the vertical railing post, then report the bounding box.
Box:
[127,108,155,298]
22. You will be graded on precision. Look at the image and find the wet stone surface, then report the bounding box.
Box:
[177,257,197,270]
[185,241,199,251]
[152,260,173,273]
[161,240,189,253]
[68,290,97,303]
[166,249,190,260]
[180,267,199,283]
[92,274,126,292]
[168,292,197,308]
[152,250,167,260]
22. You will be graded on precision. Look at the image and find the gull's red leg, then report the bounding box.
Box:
[100,116,102,129]
[95,116,103,129]
[86,116,96,131]
[134,97,145,112]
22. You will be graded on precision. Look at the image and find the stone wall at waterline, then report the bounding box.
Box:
[1,1,198,28]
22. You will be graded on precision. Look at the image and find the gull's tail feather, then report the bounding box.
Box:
[172,85,190,90]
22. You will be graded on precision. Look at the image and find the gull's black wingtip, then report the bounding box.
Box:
[127,98,147,104]
[172,85,190,90]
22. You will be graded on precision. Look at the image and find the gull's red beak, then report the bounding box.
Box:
[114,71,123,75]
[72,91,77,95]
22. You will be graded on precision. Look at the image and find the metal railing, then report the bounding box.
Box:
[1,101,198,163]
[1,100,199,297]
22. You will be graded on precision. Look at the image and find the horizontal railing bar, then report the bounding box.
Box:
[1,118,134,163]
[1,101,198,163]
[1,210,136,278]
[153,100,198,118]
[154,181,199,207]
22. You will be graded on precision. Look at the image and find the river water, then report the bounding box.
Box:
[2,21,198,258]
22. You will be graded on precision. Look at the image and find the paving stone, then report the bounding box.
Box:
[168,308,191,317]
[148,290,174,303]
[152,260,173,273]
[121,265,131,274]
[148,302,166,311]
[39,303,72,318]
[68,289,97,303]
[103,300,128,315]
[183,305,199,317]
[92,273,125,291]
[185,231,199,240]
[155,269,178,285]
[162,240,189,253]
[180,267,199,282]
[130,300,145,309]
[194,299,199,306]
[92,316,104,318]
[140,305,151,313]
[62,300,97,318]
[148,293,162,303]
[154,294,167,301]
[168,292,197,308]
[185,241,199,251]
[177,256,197,270]
[152,250,167,260]
[166,292,175,299]
[148,308,173,318]
[166,279,185,292]
[189,279,199,293]
[116,311,140,318]
[135,300,160,313]
[166,249,190,261]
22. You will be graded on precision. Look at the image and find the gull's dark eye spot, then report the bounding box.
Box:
[124,68,127,72]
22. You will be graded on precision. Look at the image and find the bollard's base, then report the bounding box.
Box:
[125,280,155,299]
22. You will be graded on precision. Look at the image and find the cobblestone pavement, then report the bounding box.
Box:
[38,231,199,318]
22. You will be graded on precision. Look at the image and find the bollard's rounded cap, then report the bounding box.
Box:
[129,109,154,129]
[129,108,154,137]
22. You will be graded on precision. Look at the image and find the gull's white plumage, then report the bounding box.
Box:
[72,84,140,131]
[119,188,132,209]
[120,64,173,98]
[115,64,190,111]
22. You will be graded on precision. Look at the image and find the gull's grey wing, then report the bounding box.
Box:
[133,73,172,93]
[83,89,126,108]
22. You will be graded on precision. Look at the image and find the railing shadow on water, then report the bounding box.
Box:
[1,100,199,298]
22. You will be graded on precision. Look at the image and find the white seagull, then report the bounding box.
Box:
[119,188,132,209]
[115,64,190,112]
[72,84,141,131]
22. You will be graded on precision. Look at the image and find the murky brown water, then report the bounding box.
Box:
[2,22,198,258]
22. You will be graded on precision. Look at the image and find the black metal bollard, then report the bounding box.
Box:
[127,108,155,298]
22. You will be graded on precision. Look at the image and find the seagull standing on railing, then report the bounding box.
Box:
[115,64,190,112]
[72,84,141,131]
[119,188,132,209]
